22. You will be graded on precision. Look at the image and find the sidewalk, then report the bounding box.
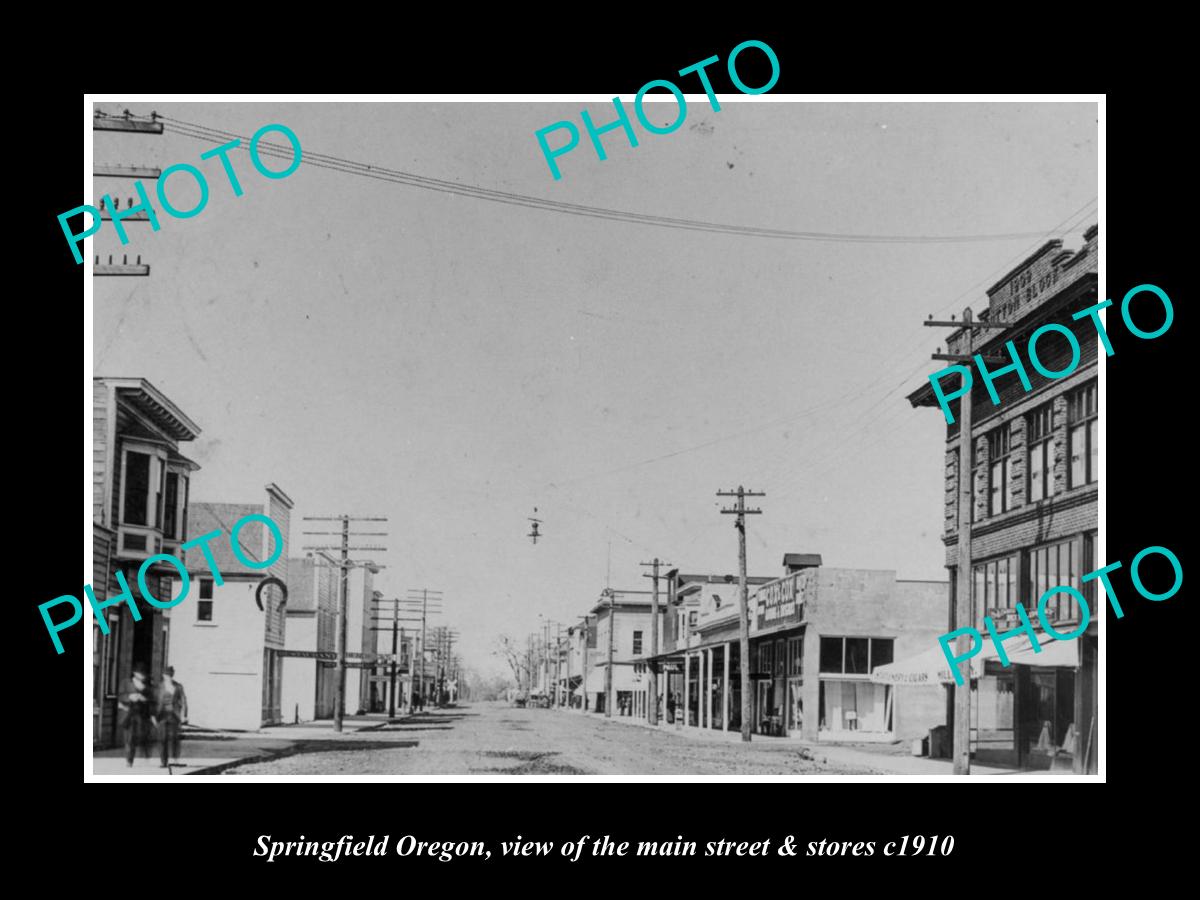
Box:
[568,708,1035,777]
[92,713,401,776]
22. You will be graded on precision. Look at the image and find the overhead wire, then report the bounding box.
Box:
[161,115,1066,245]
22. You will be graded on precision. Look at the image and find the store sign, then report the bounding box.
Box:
[754,574,804,631]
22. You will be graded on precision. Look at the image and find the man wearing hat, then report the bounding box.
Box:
[155,666,189,768]
[117,663,153,767]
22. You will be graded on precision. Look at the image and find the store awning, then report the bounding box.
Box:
[872,634,1078,684]
[1005,635,1078,668]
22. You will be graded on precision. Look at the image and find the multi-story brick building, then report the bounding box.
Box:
[92,377,201,747]
[166,484,293,730]
[907,225,1099,772]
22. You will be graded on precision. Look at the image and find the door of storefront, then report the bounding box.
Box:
[1019,667,1076,770]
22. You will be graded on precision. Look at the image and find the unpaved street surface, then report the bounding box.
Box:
[223,702,878,775]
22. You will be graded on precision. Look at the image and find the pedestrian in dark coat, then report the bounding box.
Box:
[155,666,189,768]
[118,665,153,767]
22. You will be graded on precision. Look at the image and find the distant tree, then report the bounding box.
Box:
[493,634,531,693]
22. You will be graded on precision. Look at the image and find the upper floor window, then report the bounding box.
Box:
[819,637,894,675]
[123,451,152,525]
[1027,403,1056,502]
[1031,538,1081,624]
[632,630,643,656]
[1067,382,1098,487]
[987,424,1014,516]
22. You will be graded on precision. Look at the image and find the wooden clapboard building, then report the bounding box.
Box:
[92,377,201,748]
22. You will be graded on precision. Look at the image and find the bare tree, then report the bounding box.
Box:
[493,634,531,692]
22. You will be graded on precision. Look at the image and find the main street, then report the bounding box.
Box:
[218,702,882,776]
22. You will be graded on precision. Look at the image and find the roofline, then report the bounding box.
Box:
[97,376,202,439]
[985,239,1063,296]
[907,272,1098,409]
[265,482,295,510]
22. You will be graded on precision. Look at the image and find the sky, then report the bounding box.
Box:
[90,99,1098,678]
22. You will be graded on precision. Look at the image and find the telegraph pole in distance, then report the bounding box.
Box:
[925,309,1010,774]
[718,486,764,742]
[640,558,672,726]
[302,515,389,733]
[405,589,442,708]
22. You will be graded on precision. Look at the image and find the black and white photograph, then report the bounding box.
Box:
[79,94,1105,781]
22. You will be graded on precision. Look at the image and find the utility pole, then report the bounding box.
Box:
[369,596,405,717]
[303,515,389,733]
[924,308,1010,775]
[601,589,615,717]
[718,486,764,742]
[403,589,442,709]
[640,558,672,726]
[92,109,160,276]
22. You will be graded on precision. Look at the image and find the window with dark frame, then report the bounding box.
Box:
[1067,381,1098,487]
[197,597,214,622]
[818,637,895,674]
[632,630,643,656]
[123,451,151,526]
[987,423,1015,516]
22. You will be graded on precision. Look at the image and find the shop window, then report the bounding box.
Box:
[819,637,843,673]
[987,424,1015,516]
[1067,381,1098,488]
[974,555,1019,621]
[1029,538,1081,623]
[819,680,893,733]
[632,630,643,656]
[1027,403,1056,502]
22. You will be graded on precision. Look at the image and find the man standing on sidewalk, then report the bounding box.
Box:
[118,664,153,768]
[155,666,189,768]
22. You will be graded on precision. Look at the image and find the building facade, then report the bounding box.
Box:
[656,557,946,742]
[92,377,201,747]
[907,224,1099,772]
[281,555,339,723]
[583,591,665,717]
[166,484,293,731]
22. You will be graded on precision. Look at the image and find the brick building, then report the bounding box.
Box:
[92,377,201,747]
[166,484,293,731]
[907,224,1099,772]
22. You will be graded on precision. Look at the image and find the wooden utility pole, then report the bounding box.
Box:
[403,589,442,709]
[718,487,764,742]
[302,515,389,732]
[91,110,160,276]
[601,589,616,717]
[924,308,1010,774]
[640,558,671,726]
